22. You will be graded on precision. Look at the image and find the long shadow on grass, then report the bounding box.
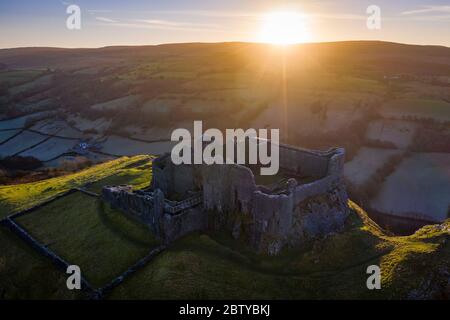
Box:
[122,157,153,169]
[96,200,158,248]
[169,231,387,279]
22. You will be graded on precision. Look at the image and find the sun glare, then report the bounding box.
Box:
[259,11,311,45]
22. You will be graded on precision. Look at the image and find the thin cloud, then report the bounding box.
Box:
[399,5,450,21]
[103,9,260,19]
[79,6,377,25]
[401,14,450,21]
[402,5,450,15]
[147,10,367,21]
[95,17,117,23]
[93,16,222,32]
[95,21,226,33]
[85,7,450,28]
[311,13,366,21]
[134,19,218,29]
[85,9,369,22]
[88,9,115,14]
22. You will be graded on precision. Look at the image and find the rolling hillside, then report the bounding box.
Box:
[0,156,448,299]
[1,40,449,232]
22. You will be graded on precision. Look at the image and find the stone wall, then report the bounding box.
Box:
[249,179,348,254]
[202,164,256,213]
[279,145,329,177]
[102,186,164,236]
[151,154,201,198]
[161,207,207,243]
[102,185,205,243]
[201,159,348,254]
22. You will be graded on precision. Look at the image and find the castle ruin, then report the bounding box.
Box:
[102,140,349,255]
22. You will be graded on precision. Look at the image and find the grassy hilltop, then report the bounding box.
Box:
[0,156,448,299]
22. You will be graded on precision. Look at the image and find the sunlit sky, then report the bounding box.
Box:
[1,0,450,49]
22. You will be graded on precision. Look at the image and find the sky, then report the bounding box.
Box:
[1,0,450,49]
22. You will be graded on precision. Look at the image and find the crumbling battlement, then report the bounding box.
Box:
[102,143,349,255]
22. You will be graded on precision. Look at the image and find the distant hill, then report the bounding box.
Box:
[1,41,450,74]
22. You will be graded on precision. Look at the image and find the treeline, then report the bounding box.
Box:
[0,155,94,185]
[410,125,450,153]
[51,71,131,119]
[345,151,408,209]
[290,99,382,161]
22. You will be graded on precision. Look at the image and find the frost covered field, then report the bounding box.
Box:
[366,119,417,149]
[0,131,46,157]
[20,138,76,161]
[371,153,450,222]
[344,147,402,187]
[101,135,175,156]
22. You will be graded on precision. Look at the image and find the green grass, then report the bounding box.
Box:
[0,155,156,298]
[0,155,151,217]
[110,201,449,299]
[0,156,448,299]
[85,160,152,194]
[288,73,385,95]
[327,76,384,94]
[351,201,450,299]
[0,69,45,88]
[384,98,450,120]
[0,224,84,299]
[152,71,197,79]
[16,192,159,288]
[107,202,382,299]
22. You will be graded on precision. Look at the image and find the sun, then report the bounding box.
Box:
[259,11,311,45]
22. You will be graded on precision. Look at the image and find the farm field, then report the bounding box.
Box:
[19,137,77,161]
[381,98,450,122]
[90,95,140,112]
[30,120,84,138]
[0,69,45,87]
[123,125,176,141]
[101,135,175,156]
[0,155,151,216]
[0,112,51,130]
[66,115,112,134]
[141,98,181,115]
[13,97,56,114]
[344,147,403,188]
[0,129,21,143]
[251,89,373,137]
[8,74,53,97]
[371,153,450,222]
[16,191,160,288]
[366,119,417,149]
[0,130,47,157]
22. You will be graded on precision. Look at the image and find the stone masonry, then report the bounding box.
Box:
[102,141,349,255]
